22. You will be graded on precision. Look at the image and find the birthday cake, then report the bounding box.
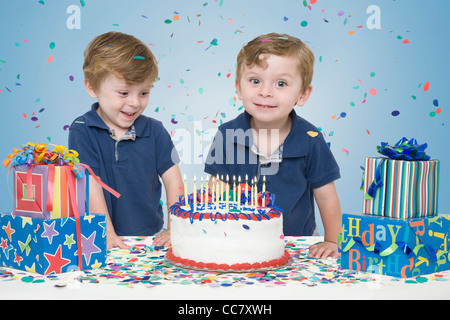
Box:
[166,178,290,271]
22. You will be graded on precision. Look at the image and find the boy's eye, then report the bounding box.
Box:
[250,79,260,85]
[118,91,128,96]
[275,81,287,87]
[140,91,149,97]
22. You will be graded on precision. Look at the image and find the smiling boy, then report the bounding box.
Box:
[69,32,183,249]
[205,33,342,258]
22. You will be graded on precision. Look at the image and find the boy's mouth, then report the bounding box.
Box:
[255,103,277,109]
[121,111,136,118]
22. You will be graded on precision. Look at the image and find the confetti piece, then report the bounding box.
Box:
[402,39,410,44]
[337,10,345,16]
[423,81,430,92]
[391,110,400,116]
[300,20,308,27]
[133,56,145,60]
[433,99,439,107]
[49,42,55,49]
[341,148,349,153]
[47,55,53,63]
[69,75,74,81]
[348,30,355,35]
[369,88,377,96]
[307,131,318,137]
[242,224,250,230]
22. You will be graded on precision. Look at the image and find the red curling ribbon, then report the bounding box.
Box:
[78,163,121,199]
[66,166,83,270]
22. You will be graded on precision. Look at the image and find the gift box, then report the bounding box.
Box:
[340,213,450,278]
[2,142,121,274]
[362,138,440,218]
[0,212,106,274]
[13,164,86,220]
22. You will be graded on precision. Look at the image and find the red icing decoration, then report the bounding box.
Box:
[166,248,290,271]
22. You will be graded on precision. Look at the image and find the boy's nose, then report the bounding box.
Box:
[259,83,273,97]
[127,94,141,107]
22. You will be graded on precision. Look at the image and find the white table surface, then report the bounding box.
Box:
[1,236,449,300]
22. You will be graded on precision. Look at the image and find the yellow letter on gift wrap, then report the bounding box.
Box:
[387,224,402,243]
[348,218,361,237]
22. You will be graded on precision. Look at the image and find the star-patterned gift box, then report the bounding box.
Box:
[0,212,106,274]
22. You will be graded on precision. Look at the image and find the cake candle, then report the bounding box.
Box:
[254,180,258,208]
[233,175,236,203]
[193,176,197,212]
[245,175,248,206]
[237,176,241,210]
[205,176,209,208]
[216,174,219,209]
[220,175,224,201]
[200,177,204,206]
[262,176,266,207]
[226,175,229,211]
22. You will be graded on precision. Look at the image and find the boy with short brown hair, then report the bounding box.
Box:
[205,33,342,258]
[69,31,183,249]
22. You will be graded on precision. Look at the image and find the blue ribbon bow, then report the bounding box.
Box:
[377,137,430,161]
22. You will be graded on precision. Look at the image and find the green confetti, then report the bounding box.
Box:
[300,20,308,27]
[133,56,145,60]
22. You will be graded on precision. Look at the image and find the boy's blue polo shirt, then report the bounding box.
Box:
[68,103,180,236]
[204,109,340,236]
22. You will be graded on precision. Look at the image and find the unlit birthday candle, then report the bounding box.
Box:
[237,176,241,210]
[193,176,197,212]
[245,175,248,206]
[233,175,236,202]
[215,175,219,208]
[200,177,204,206]
[226,175,229,210]
[262,176,266,207]
[205,176,209,207]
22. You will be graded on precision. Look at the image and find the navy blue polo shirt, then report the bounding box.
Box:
[204,109,340,236]
[68,103,180,236]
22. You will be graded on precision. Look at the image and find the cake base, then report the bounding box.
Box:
[165,248,291,273]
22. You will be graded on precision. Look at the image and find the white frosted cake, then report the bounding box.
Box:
[166,190,290,271]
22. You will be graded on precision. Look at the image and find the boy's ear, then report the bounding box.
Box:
[235,81,243,100]
[84,80,98,99]
[296,84,313,107]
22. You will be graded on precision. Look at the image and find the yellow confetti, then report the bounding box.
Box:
[307,131,318,137]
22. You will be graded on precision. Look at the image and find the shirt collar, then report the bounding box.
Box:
[229,108,312,158]
[84,102,149,138]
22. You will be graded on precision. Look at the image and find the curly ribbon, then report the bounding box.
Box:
[377,137,430,161]
[340,235,441,263]
[365,159,386,200]
[4,142,83,178]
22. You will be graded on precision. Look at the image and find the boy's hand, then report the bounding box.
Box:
[308,241,340,259]
[153,230,171,247]
[107,232,131,250]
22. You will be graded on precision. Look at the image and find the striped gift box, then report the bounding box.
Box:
[362,157,440,218]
